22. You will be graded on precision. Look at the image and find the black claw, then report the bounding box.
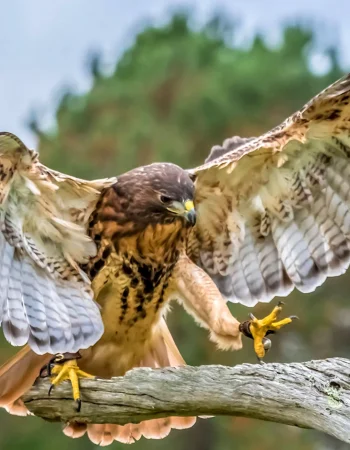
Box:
[75,399,82,413]
[48,384,55,396]
[277,301,285,306]
[40,354,64,378]
[257,356,265,365]
[289,315,299,320]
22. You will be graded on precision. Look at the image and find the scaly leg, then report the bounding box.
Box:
[41,353,94,412]
[239,301,298,362]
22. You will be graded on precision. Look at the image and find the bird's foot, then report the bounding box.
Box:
[40,353,94,412]
[239,301,298,363]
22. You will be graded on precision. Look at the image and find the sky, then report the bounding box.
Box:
[1,0,349,148]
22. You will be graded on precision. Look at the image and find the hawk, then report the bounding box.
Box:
[0,72,350,445]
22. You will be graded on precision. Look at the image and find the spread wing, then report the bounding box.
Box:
[189,73,350,307]
[0,132,117,354]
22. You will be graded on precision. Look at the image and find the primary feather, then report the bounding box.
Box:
[189,73,350,306]
[0,132,117,354]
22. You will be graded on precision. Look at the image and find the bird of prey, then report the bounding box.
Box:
[0,72,350,445]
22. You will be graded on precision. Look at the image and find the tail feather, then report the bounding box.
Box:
[69,416,196,446]
[62,422,87,439]
[0,345,50,411]
[140,419,172,440]
[2,321,199,445]
[65,319,197,446]
[139,318,185,368]
[5,399,30,416]
[170,416,197,430]
[115,424,142,445]
[83,423,143,446]
[86,424,116,446]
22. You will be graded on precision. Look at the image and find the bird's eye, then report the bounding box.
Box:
[160,195,172,204]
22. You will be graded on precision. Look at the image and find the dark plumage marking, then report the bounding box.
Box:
[153,268,163,287]
[128,317,139,326]
[144,292,154,305]
[135,289,145,306]
[119,286,129,323]
[282,210,290,220]
[80,262,88,273]
[30,325,44,334]
[99,211,120,222]
[89,266,98,279]
[113,240,119,253]
[327,109,341,121]
[155,282,168,312]
[138,263,152,280]
[143,280,154,295]
[121,286,129,303]
[94,233,102,242]
[122,262,133,276]
[49,335,61,347]
[88,211,98,229]
[137,263,155,294]
[95,198,103,210]
[112,228,139,243]
[332,136,350,159]
[130,277,139,288]
[93,259,105,272]
[102,247,111,260]
[320,154,331,165]
[133,289,146,320]
[136,235,144,258]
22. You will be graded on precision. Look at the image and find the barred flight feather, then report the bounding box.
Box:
[0,132,116,354]
[190,73,350,306]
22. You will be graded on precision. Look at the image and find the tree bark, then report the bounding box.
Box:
[23,358,350,443]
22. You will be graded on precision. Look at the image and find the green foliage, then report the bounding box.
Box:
[34,14,341,178]
[2,12,348,450]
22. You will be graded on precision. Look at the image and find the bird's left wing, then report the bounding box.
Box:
[0,132,117,354]
[188,73,350,307]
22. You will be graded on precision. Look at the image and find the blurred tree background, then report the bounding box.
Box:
[1,12,349,450]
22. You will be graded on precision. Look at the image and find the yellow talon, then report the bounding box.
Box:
[49,358,94,411]
[240,301,298,362]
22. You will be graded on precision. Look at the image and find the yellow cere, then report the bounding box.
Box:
[184,200,194,211]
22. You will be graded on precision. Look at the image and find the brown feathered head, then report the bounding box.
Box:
[111,163,196,226]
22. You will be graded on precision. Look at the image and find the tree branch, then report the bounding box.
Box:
[23,358,350,443]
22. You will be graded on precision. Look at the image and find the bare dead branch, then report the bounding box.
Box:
[23,358,350,443]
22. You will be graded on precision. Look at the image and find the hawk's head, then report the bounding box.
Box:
[113,163,196,226]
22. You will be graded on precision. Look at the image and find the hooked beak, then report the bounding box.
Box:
[184,200,196,225]
[166,199,196,225]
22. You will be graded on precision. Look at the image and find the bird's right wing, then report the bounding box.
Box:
[0,132,117,354]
